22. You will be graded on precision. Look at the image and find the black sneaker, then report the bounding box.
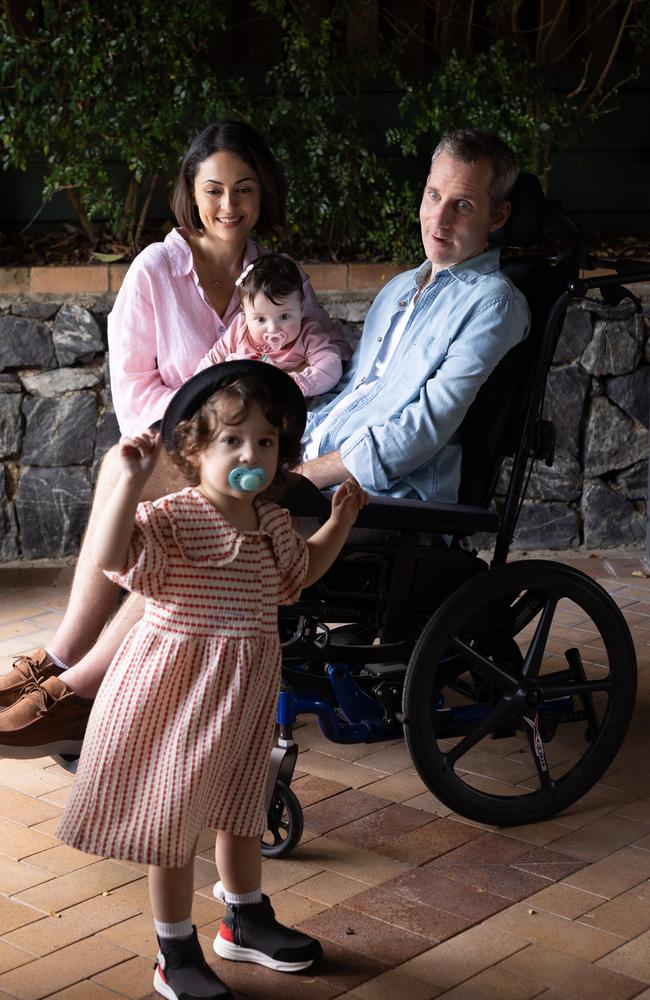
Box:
[213,894,322,972]
[154,926,232,1000]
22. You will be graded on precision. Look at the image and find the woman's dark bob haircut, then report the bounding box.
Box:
[171,120,287,239]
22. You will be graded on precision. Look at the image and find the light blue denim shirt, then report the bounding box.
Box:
[305,247,530,502]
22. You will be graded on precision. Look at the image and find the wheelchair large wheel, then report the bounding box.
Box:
[261,781,303,858]
[403,560,637,826]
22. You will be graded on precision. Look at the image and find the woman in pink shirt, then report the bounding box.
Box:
[0,121,347,746]
[197,252,342,397]
[109,123,347,435]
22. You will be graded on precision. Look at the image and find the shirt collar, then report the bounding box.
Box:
[164,228,258,279]
[413,246,502,289]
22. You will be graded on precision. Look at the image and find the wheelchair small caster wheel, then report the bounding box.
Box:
[261,780,303,858]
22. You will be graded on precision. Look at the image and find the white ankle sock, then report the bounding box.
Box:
[154,917,193,939]
[223,887,263,906]
[45,649,69,672]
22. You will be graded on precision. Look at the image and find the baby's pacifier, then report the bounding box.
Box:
[228,466,267,492]
[263,331,287,350]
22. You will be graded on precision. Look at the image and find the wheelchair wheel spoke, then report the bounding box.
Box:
[450,637,518,691]
[521,595,558,680]
[523,714,553,790]
[444,699,514,767]
[542,678,613,699]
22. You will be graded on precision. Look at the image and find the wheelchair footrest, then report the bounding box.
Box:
[361,661,407,678]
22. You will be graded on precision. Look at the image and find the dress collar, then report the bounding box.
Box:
[169,487,291,567]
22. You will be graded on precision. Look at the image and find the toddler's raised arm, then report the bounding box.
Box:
[92,431,162,572]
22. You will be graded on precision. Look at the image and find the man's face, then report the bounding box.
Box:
[419,152,510,272]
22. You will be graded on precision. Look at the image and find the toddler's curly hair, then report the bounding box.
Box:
[169,375,303,491]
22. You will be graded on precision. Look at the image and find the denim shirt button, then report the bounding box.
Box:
[377,336,383,342]
[398,299,407,307]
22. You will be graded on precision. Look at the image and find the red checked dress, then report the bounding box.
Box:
[57,487,308,867]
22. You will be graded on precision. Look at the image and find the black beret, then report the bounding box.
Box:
[161,360,307,451]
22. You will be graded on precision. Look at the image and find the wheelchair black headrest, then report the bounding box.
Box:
[489,172,546,248]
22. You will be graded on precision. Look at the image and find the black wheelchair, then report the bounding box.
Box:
[262,175,650,857]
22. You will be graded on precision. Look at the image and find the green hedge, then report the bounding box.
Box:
[1,1,647,262]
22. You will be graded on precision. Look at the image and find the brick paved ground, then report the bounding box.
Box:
[0,555,649,1000]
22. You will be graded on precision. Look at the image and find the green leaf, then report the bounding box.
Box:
[91,252,126,262]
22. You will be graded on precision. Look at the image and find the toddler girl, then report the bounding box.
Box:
[56,360,367,1000]
[197,253,343,396]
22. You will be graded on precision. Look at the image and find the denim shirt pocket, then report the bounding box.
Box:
[394,331,450,393]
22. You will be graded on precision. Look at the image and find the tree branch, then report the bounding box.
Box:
[66,187,96,244]
[133,173,159,250]
[579,0,634,115]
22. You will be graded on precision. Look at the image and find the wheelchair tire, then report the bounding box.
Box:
[403,559,637,826]
[261,781,304,859]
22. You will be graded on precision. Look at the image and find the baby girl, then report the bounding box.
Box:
[196,253,342,397]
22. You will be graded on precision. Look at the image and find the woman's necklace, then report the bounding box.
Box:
[196,242,242,288]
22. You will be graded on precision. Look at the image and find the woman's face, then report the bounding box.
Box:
[193,151,262,242]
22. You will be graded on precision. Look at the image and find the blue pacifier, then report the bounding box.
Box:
[228,466,267,492]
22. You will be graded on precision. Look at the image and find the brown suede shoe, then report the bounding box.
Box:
[0,650,59,708]
[0,675,90,758]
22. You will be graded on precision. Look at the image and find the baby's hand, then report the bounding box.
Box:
[118,430,162,481]
[331,477,368,528]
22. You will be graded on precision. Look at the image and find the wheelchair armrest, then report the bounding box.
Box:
[281,473,499,535]
[354,494,499,534]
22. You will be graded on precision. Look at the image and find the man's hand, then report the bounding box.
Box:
[298,450,350,489]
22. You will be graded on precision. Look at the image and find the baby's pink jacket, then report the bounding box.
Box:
[195,316,342,396]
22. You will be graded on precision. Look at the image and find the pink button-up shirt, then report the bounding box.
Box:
[108,228,348,435]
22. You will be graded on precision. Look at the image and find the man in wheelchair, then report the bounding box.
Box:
[299,129,529,502]
[0,128,530,756]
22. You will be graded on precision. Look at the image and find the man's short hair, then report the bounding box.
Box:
[431,130,519,210]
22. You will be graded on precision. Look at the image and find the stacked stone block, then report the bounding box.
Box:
[0,290,648,560]
[0,301,119,560]
[501,299,649,549]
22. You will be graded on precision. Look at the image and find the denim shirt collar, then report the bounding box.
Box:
[413,246,502,292]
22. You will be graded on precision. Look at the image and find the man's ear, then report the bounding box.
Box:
[489,200,511,233]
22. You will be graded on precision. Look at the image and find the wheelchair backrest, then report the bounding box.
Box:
[457,173,576,515]
[457,256,569,508]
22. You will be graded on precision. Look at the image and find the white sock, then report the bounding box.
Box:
[223,887,263,906]
[45,649,69,671]
[154,917,193,940]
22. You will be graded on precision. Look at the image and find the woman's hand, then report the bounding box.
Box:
[330,477,368,528]
[118,430,162,482]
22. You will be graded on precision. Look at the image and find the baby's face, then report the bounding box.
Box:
[243,290,302,353]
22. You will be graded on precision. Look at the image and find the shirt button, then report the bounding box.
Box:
[377,336,383,343]
[219,325,225,332]
[399,299,407,307]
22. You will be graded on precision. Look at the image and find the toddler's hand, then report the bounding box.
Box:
[331,477,368,528]
[118,430,161,481]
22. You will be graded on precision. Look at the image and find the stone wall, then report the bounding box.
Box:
[504,297,649,550]
[0,298,117,560]
[0,289,648,560]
